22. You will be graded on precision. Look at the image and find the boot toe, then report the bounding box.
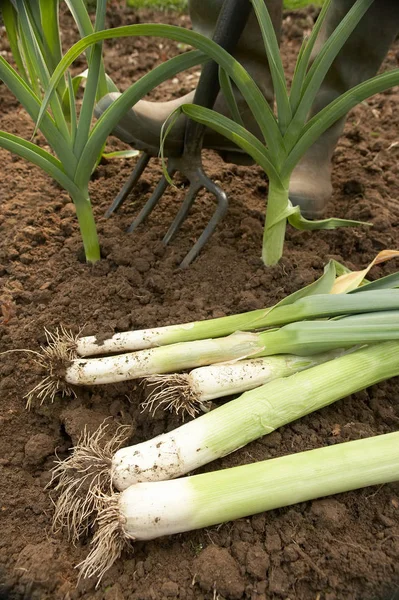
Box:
[94,92,121,116]
[289,164,332,220]
[94,92,188,155]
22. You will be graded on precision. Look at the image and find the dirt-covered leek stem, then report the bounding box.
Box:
[74,287,399,356]
[74,259,338,356]
[143,351,344,417]
[78,431,399,582]
[52,340,399,541]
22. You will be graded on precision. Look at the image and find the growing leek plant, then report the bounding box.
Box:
[0,0,111,262]
[0,0,208,262]
[35,0,399,265]
[178,0,399,264]
[179,0,399,264]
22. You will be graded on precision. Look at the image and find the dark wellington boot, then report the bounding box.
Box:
[289,0,399,218]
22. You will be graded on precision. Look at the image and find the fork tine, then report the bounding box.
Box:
[105,152,151,218]
[127,165,176,233]
[162,183,201,246]
[180,175,228,269]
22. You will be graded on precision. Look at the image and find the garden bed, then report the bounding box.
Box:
[0,5,399,600]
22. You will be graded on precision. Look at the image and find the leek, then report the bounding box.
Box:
[143,350,345,417]
[73,255,399,357]
[1,1,210,262]
[75,280,399,356]
[108,340,399,490]
[78,431,399,582]
[34,0,399,266]
[74,260,338,355]
[29,297,399,404]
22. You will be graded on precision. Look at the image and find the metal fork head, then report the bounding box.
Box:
[100,0,254,267]
[105,151,228,268]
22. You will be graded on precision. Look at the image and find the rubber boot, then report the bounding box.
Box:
[95,0,282,163]
[289,0,399,217]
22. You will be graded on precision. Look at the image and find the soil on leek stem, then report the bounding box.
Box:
[0,4,399,600]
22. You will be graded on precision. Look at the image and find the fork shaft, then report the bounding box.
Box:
[172,0,252,266]
[184,0,253,156]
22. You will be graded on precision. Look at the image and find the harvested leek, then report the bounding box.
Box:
[57,255,399,358]
[74,284,398,356]
[78,431,399,582]
[143,350,345,417]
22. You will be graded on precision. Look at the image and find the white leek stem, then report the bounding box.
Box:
[66,332,265,386]
[182,355,323,401]
[110,341,399,490]
[119,431,399,540]
[75,316,272,357]
[66,312,399,387]
[75,289,399,356]
[144,350,345,417]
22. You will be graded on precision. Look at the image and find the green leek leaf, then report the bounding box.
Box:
[36,24,284,160]
[284,0,374,150]
[218,67,244,127]
[1,0,29,82]
[289,0,332,113]
[251,0,292,136]
[287,204,371,230]
[180,104,281,183]
[0,131,80,197]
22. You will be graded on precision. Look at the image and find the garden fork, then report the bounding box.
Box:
[103,0,252,268]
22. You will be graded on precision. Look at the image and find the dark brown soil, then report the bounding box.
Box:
[1,5,399,600]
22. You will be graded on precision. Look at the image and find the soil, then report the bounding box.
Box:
[1,4,399,600]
